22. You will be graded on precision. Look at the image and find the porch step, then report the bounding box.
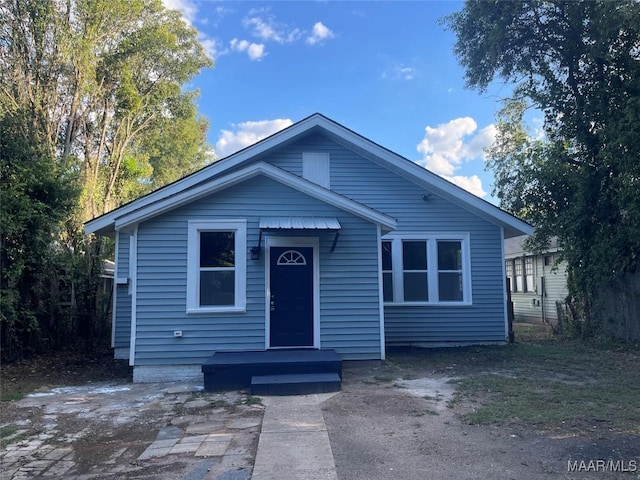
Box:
[251,372,341,396]
[202,349,342,392]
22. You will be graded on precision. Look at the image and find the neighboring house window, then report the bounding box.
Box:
[187,220,247,313]
[382,234,471,305]
[514,258,524,292]
[505,260,514,292]
[382,240,393,302]
[524,256,534,292]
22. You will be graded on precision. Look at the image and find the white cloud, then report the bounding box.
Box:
[163,0,198,24]
[442,175,487,197]
[247,43,266,61]
[382,64,415,81]
[200,37,225,61]
[307,22,334,45]
[416,117,496,197]
[162,0,222,62]
[230,38,266,61]
[215,119,294,158]
[243,15,301,44]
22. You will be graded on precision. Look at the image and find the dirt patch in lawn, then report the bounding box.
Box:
[324,327,640,480]
[326,359,639,480]
[0,346,133,402]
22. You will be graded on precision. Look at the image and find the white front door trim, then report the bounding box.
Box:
[265,236,320,350]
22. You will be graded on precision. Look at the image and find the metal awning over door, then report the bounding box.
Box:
[252,217,342,258]
[259,216,341,230]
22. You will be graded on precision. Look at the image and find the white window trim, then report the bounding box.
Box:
[187,220,247,314]
[382,233,472,306]
[265,236,320,350]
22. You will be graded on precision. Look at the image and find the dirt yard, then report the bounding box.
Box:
[324,360,640,480]
[1,335,639,479]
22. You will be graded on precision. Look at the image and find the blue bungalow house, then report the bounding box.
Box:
[85,113,532,386]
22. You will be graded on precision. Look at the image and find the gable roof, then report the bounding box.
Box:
[85,113,531,238]
[86,161,396,235]
[505,234,562,258]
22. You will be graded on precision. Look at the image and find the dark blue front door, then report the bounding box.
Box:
[269,246,314,347]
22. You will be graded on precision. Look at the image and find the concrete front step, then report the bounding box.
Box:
[251,373,341,396]
[202,349,342,392]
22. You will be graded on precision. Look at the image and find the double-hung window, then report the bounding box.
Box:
[524,256,534,292]
[382,234,471,305]
[187,220,247,313]
[514,258,524,292]
[505,260,514,292]
[381,241,394,303]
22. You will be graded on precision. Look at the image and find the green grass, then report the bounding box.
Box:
[0,390,24,402]
[385,323,640,434]
[243,395,263,406]
[456,374,640,433]
[0,425,28,448]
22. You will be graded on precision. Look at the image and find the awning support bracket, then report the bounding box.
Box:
[250,230,263,260]
[330,231,340,253]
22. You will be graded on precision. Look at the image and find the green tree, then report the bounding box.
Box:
[1,0,212,218]
[0,110,78,358]
[444,0,640,335]
[0,0,213,358]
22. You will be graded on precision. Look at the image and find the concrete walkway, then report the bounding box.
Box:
[252,393,339,480]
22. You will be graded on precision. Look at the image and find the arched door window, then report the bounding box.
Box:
[276,250,307,266]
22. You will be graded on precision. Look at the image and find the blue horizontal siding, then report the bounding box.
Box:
[133,175,382,365]
[122,129,510,367]
[113,231,131,349]
[266,133,508,344]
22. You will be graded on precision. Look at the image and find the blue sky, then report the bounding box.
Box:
[164,1,514,202]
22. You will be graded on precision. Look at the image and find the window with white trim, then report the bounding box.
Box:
[381,241,393,302]
[187,220,246,313]
[514,258,523,292]
[382,234,471,305]
[437,240,464,301]
[505,260,514,292]
[524,256,534,292]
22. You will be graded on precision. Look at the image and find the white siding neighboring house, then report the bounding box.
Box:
[504,235,568,325]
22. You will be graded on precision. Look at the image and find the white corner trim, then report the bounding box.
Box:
[128,225,138,366]
[377,225,386,360]
[111,232,120,348]
[500,227,509,338]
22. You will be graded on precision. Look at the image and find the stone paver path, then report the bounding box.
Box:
[1,382,263,479]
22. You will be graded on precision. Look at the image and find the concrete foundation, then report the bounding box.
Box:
[133,365,203,383]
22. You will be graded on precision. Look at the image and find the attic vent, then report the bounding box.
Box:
[302,152,330,188]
